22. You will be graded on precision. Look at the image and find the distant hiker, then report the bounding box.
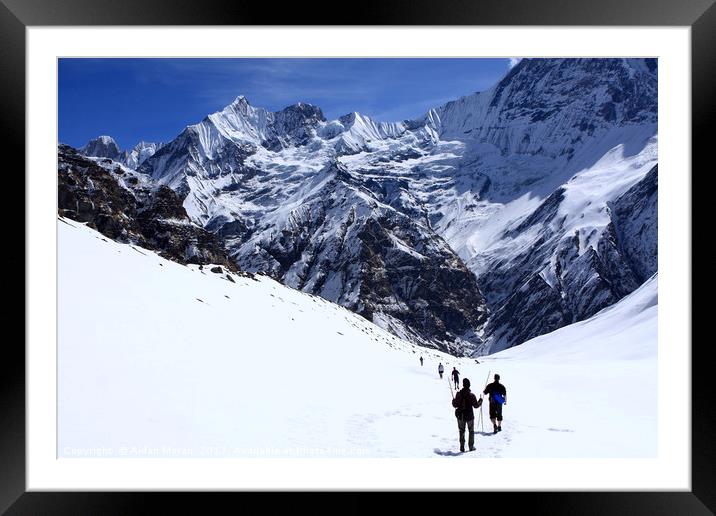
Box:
[438,363,444,379]
[452,367,460,390]
[483,373,507,434]
[452,378,482,452]
[420,356,424,366]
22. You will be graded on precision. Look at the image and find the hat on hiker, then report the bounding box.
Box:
[494,374,500,381]
[463,378,470,388]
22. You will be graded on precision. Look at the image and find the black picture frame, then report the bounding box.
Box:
[1,0,710,513]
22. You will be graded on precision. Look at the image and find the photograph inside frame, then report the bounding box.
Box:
[56,57,658,459]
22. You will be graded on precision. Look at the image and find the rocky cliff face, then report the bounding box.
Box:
[477,165,658,353]
[434,59,657,158]
[64,58,658,356]
[79,135,122,160]
[609,165,658,283]
[58,145,237,271]
[236,162,488,353]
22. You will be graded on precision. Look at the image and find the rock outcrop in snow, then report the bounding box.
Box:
[58,145,237,270]
[608,165,658,283]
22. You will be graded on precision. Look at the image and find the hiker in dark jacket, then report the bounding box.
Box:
[438,362,444,379]
[452,378,482,452]
[451,367,460,390]
[420,356,423,366]
[483,373,507,434]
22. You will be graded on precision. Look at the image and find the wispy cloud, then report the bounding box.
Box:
[131,58,507,119]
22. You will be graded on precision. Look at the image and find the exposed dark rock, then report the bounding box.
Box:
[609,165,658,282]
[238,163,488,354]
[79,135,122,160]
[356,214,488,354]
[262,103,326,150]
[57,144,238,271]
[506,188,565,237]
[479,167,657,352]
[484,274,571,353]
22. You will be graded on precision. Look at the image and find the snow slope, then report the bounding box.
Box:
[480,275,657,457]
[58,218,656,458]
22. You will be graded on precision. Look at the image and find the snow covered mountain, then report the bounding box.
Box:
[234,160,488,352]
[119,141,165,169]
[79,135,121,160]
[422,58,658,353]
[78,136,163,169]
[58,218,657,458]
[63,58,658,356]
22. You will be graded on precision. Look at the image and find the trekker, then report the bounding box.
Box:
[452,378,482,452]
[438,363,444,379]
[483,373,507,434]
[420,356,424,366]
[451,367,460,390]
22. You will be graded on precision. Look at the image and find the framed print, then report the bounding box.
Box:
[2,0,711,513]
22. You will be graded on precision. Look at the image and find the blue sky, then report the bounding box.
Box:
[59,58,515,150]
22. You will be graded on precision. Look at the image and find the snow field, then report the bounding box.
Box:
[59,219,656,458]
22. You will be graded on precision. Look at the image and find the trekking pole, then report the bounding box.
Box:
[483,369,492,394]
[478,401,483,431]
[480,370,491,433]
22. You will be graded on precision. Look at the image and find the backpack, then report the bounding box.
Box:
[454,391,469,419]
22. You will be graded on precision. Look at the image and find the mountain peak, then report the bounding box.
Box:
[218,95,253,115]
[338,111,368,126]
[276,102,326,123]
[80,135,122,159]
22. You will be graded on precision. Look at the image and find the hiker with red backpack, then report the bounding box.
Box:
[452,378,482,452]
